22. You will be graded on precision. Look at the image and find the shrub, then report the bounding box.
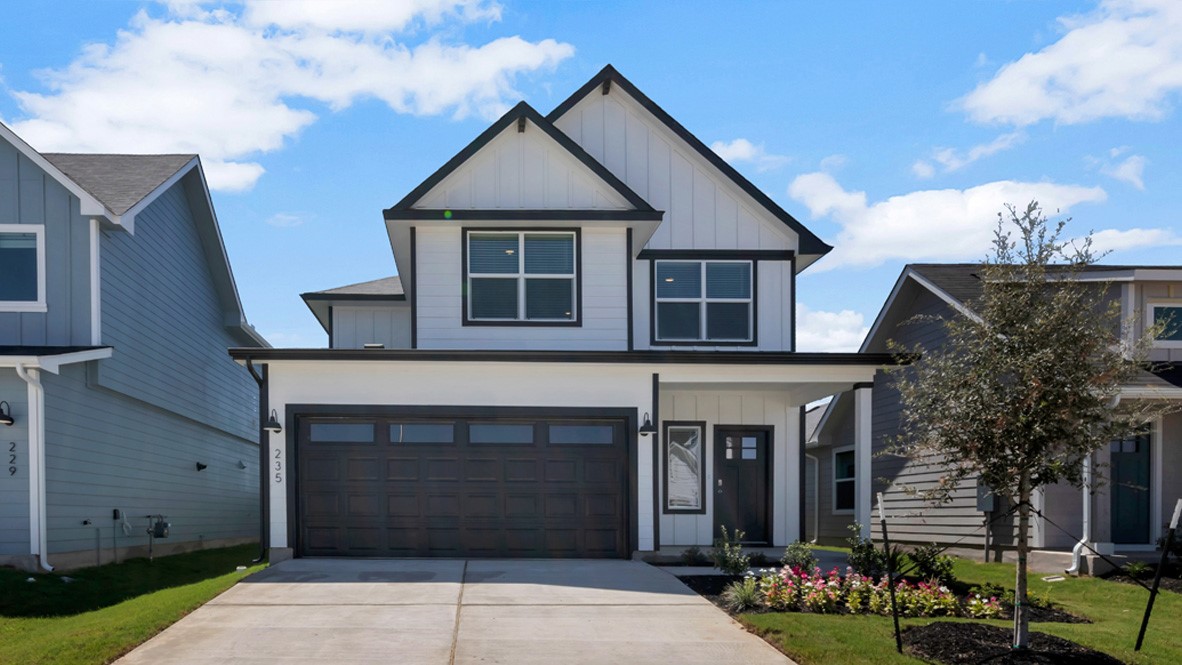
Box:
[908,543,957,584]
[1156,533,1182,563]
[845,523,902,578]
[680,545,710,566]
[721,576,762,612]
[1123,561,1152,579]
[749,552,775,568]
[711,526,750,575]
[964,592,1003,619]
[781,540,818,571]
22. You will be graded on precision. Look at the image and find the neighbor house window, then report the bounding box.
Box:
[1149,302,1182,346]
[466,231,577,323]
[0,225,46,311]
[654,260,752,342]
[833,447,855,513]
[664,422,706,513]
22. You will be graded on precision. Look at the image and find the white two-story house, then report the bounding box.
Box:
[232,66,892,560]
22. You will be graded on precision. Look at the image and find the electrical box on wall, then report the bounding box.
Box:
[976,484,996,513]
[151,516,170,538]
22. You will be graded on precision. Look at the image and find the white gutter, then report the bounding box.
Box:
[15,363,52,572]
[805,452,819,543]
[1066,453,1092,576]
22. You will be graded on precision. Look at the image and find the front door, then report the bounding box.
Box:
[1111,433,1152,545]
[713,427,771,544]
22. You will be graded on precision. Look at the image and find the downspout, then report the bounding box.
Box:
[15,363,52,572]
[805,453,819,543]
[1065,453,1093,575]
[244,359,269,563]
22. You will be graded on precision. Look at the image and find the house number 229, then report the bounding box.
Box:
[274,448,283,483]
[7,442,15,476]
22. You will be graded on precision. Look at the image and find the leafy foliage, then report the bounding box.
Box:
[711,526,750,575]
[679,545,710,566]
[1122,561,1152,579]
[907,543,957,584]
[845,523,902,579]
[781,540,819,572]
[721,576,762,612]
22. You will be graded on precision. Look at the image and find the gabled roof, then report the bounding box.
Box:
[384,101,659,221]
[301,276,406,333]
[42,153,196,216]
[547,65,833,264]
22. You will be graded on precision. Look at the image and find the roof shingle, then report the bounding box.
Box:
[42,153,194,215]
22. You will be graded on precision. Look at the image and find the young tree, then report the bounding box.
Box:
[889,202,1170,649]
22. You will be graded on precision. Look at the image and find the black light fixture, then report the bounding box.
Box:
[639,412,657,437]
[195,462,208,472]
[264,409,282,434]
[0,401,12,427]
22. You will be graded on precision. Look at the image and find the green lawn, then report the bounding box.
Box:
[741,556,1182,665]
[0,545,264,665]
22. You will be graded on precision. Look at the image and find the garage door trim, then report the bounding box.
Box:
[284,404,638,557]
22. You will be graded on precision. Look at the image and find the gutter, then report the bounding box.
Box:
[244,359,270,563]
[15,363,52,572]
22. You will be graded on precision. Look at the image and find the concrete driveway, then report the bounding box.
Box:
[118,558,790,664]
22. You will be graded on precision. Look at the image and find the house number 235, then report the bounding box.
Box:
[274,448,283,483]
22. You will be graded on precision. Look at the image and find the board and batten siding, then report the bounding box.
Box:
[0,370,30,557]
[414,225,629,350]
[42,363,257,559]
[0,141,92,346]
[658,389,800,547]
[94,181,256,441]
[415,120,631,211]
[332,305,411,349]
[552,90,798,253]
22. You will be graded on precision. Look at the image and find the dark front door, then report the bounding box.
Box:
[713,427,771,544]
[296,411,630,558]
[1110,433,1151,545]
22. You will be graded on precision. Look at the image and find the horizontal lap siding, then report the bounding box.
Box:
[95,182,256,440]
[415,226,628,350]
[42,364,257,555]
[0,371,30,554]
[0,142,91,346]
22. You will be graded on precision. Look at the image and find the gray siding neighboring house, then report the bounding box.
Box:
[0,123,267,571]
[811,264,1182,567]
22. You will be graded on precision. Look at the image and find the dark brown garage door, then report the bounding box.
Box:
[295,409,630,558]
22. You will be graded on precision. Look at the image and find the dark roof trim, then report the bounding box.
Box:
[385,208,664,222]
[300,293,407,302]
[547,65,832,259]
[384,101,655,216]
[0,345,111,356]
[230,348,899,365]
[639,249,795,261]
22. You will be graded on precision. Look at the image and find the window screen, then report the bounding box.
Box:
[654,260,752,343]
[468,232,576,322]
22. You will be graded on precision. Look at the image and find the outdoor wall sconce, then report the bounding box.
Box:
[195,462,208,472]
[639,412,656,437]
[264,409,282,434]
[0,402,12,427]
[236,460,247,469]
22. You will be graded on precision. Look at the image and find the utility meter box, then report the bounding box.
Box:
[976,484,996,513]
[152,517,170,539]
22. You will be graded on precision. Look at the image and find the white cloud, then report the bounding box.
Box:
[915,131,1026,178]
[788,171,1110,269]
[795,303,868,352]
[710,138,790,172]
[6,1,574,191]
[266,212,305,228]
[1102,154,1147,189]
[960,0,1182,126]
[819,154,847,172]
[1086,227,1181,252]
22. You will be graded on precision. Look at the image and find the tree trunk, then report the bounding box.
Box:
[1013,472,1031,650]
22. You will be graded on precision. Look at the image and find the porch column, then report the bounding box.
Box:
[854,382,873,540]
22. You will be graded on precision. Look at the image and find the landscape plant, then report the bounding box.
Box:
[886,202,1173,648]
[908,543,956,584]
[711,526,750,575]
[781,540,819,571]
[721,575,762,612]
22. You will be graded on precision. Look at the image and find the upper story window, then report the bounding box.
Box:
[465,231,578,324]
[1149,301,1182,347]
[654,260,753,343]
[0,225,46,312]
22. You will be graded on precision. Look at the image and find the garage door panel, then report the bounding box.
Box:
[298,412,628,558]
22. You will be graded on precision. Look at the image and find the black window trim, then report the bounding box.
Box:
[462,226,583,328]
[649,256,759,347]
[832,446,856,514]
[662,420,708,515]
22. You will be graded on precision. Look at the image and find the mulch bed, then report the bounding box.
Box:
[1104,563,1182,594]
[903,622,1122,664]
[676,574,1088,623]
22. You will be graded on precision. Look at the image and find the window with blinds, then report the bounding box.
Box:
[467,231,577,323]
[0,226,43,307]
[654,260,752,342]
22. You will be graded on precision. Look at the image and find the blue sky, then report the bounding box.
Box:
[2,1,1180,349]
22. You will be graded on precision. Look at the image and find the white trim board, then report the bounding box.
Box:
[0,224,47,313]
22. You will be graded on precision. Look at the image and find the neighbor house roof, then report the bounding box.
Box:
[301,276,407,333]
[547,65,833,268]
[804,404,826,444]
[42,153,196,216]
